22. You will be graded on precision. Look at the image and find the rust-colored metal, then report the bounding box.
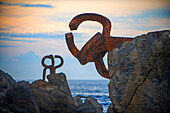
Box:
[65,13,133,79]
[42,54,64,82]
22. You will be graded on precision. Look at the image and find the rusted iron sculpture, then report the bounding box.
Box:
[65,13,133,79]
[42,54,64,82]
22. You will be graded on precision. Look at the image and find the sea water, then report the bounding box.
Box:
[68,80,111,113]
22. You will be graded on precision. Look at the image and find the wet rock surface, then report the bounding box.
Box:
[108,30,170,113]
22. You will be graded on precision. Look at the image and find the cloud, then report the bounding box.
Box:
[0,35,37,42]
[0,51,42,80]
[0,15,70,33]
[0,38,69,58]
[0,28,9,30]
[0,45,19,48]
[0,38,36,42]
[0,1,54,8]
[0,32,64,39]
[0,0,169,36]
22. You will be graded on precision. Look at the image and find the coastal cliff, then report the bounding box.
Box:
[107,30,170,113]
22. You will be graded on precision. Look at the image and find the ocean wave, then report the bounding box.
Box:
[68,80,111,113]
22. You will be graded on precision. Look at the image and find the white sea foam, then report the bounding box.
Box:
[68,80,111,113]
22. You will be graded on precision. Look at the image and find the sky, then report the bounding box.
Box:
[0,0,170,81]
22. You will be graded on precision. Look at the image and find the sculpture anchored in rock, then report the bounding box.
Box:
[65,13,133,79]
[41,55,64,82]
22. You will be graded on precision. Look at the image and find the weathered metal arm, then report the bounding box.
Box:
[65,13,133,79]
[94,53,109,79]
[54,55,64,68]
[65,33,80,58]
[69,13,111,36]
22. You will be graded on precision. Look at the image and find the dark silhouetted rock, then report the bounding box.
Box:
[31,73,76,113]
[108,30,170,113]
[0,106,12,113]
[0,70,104,113]
[74,96,83,107]
[0,70,16,104]
[3,81,39,113]
[72,96,103,113]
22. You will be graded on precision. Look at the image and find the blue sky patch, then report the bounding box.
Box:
[0,45,19,48]
[112,7,170,24]
[0,2,54,8]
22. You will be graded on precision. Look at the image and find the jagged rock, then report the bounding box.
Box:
[0,106,12,113]
[74,96,83,107]
[72,96,103,113]
[47,73,73,97]
[0,70,16,104]
[108,30,170,113]
[3,81,39,113]
[31,73,76,113]
[0,70,104,113]
[107,104,115,113]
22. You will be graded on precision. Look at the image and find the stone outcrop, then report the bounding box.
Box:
[108,30,170,113]
[0,70,16,112]
[0,70,103,113]
[31,73,76,113]
[74,96,83,107]
[0,70,16,104]
[72,96,103,113]
[3,81,39,113]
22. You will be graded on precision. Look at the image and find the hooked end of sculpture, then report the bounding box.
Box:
[69,19,78,30]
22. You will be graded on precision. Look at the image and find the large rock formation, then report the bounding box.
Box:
[0,70,16,112]
[0,70,104,113]
[3,81,39,113]
[0,70,16,104]
[31,73,76,113]
[108,30,170,113]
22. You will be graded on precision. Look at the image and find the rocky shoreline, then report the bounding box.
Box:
[0,30,170,113]
[0,71,103,113]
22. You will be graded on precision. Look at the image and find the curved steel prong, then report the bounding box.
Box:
[94,54,109,79]
[54,55,64,68]
[65,33,80,58]
[69,13,111,36]
[42,55,54,82]
[42,55,54,68]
